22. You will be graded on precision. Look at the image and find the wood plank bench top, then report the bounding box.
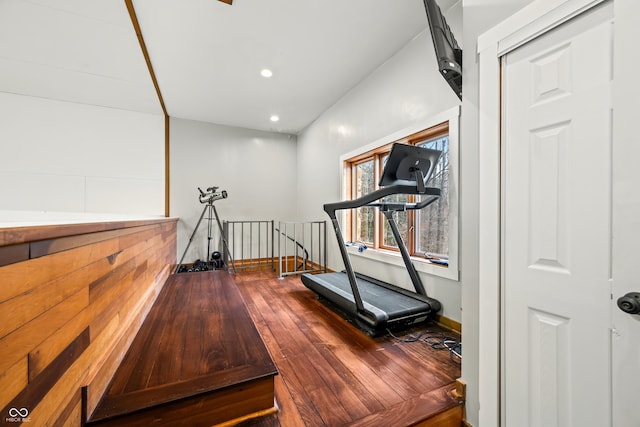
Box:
[90,270,278,423]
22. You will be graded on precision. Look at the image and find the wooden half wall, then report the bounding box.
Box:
[0,217,177,426]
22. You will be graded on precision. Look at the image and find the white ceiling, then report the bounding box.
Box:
[0,0,160,115]
[0,0,458,134]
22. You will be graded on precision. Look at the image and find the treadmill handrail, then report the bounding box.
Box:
[368,193,441,211]
[324,185,440,216]
[322,183,441,319]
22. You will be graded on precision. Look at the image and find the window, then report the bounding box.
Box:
[416,135,449,256]
[340,107,459,281]
[353,159,375,244]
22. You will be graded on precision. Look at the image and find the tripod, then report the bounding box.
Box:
[175,188,236,274]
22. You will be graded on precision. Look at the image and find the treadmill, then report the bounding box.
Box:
[302,143,443,335]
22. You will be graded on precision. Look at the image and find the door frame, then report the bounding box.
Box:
[476,0,610,426]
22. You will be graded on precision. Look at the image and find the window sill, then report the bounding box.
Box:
[346,246,459,282]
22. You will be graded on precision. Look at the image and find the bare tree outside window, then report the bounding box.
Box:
[417,136,449,257]
[354,160,375,244]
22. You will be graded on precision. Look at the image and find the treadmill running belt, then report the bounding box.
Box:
[302,272,431,333]
[320,273,429,313]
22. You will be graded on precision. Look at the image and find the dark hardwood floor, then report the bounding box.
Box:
[233,270,462,427]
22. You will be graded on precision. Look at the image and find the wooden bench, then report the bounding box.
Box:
[84,270,278,426]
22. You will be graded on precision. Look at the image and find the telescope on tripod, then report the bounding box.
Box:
[175,186,235,274]
[198,186,227,204]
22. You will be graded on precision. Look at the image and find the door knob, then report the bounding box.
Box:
[617,292,640,315]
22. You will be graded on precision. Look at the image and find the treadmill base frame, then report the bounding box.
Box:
[316,295,431,337]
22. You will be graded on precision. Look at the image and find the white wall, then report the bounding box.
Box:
[170,117,298,263]
[461,1,536,425]
[296,1,546,424]
[296,4,462,322]
[0,92,165,220]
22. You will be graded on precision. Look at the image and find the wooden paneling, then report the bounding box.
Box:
[0,219,174,247]
[0,243,28,267]
[0,218,176,426]
[1,329,90,417]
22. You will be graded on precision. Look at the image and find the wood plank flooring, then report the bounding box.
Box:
[233,270,462,427]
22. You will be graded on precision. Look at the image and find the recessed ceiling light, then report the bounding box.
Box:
[270,115,279,122]
[261,69,273,78]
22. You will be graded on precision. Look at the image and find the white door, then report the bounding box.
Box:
[502,3,614,426]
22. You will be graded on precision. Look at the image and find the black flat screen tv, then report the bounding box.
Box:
[423,0,462,100]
